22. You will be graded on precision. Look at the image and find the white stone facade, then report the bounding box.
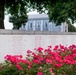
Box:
[20,14,68,32]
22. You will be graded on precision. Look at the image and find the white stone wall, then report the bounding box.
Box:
[0,29,75,62]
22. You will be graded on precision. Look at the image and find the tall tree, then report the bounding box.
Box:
[68,24,76,32]
[0,0,76,29]
[48,1,76,25]
[5,0,28,29]
[0,0,5,29]
[29,0,76,25]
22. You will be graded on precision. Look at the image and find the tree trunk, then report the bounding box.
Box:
[0,0,5,29]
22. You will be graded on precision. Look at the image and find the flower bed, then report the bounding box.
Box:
[0,45,76,75]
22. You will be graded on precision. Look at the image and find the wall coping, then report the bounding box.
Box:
[0,29,76,35]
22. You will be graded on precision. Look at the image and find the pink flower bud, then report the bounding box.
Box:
[28,65,31,69]
[39,66,42,70]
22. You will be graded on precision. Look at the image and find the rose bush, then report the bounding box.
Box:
[0,44,76,75]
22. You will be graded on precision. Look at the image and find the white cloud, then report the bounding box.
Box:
[27,11,39,15]
[4,15,13,29]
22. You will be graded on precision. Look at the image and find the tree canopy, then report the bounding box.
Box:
[28,0,76,25]
[0,0,76,29]
[68,24,76,32]
[5,0,28,29]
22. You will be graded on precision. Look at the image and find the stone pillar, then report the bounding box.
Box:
[48,23,51,31]
[41,20,43,31]
[50,22,53,32]
[64,22,68,32]
[61,23,63,32]
[33,21,35,31]
[61,22,68,32]
[25,23,28,30]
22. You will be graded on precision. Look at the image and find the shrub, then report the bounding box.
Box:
[0,45,76,75]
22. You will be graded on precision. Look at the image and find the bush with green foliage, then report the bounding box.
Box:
[0,45,76,75]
